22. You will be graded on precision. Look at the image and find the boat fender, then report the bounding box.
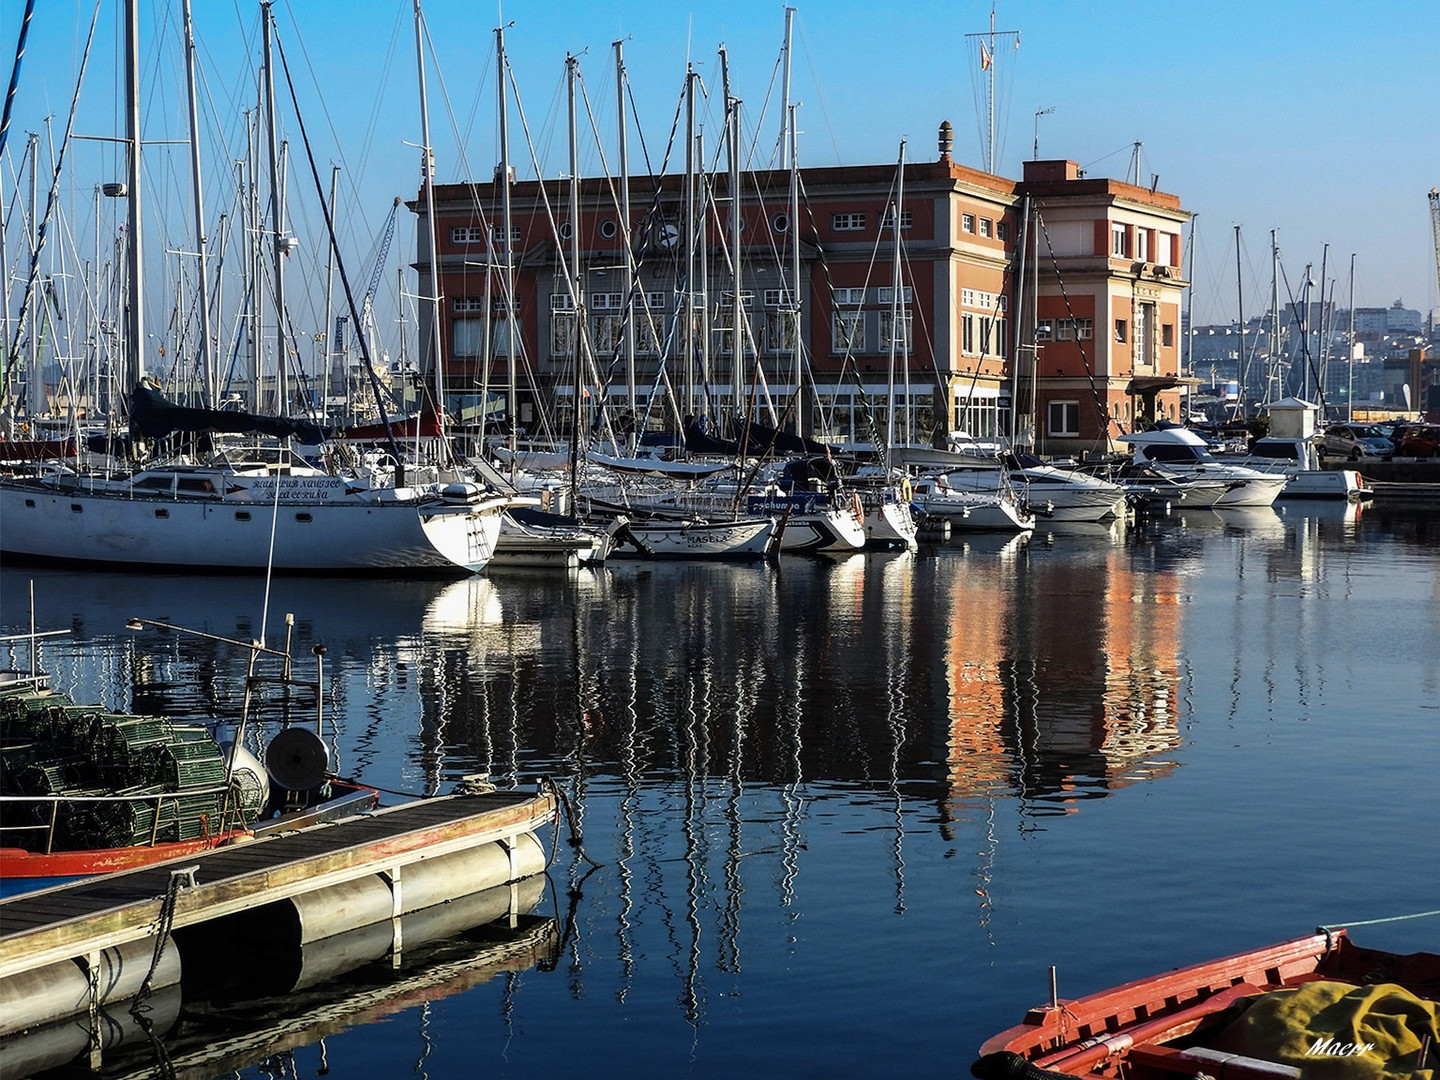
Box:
[851,492,865,523]
[970,1051,1075,1080]
[900,477,912,502]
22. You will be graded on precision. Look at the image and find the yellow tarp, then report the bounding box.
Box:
[1209,980,1438,1080]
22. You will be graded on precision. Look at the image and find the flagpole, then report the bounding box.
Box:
[964,5,1018,176]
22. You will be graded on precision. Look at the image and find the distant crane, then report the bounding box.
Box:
[360,197,404,362]
[1430,188,1440,310]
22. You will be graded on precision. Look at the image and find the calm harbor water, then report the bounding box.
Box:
[3,498,1438,1080]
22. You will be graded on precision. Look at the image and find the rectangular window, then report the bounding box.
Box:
[1161,322,1174,348]
[993,318,1007,359]
[646,291,668,310]
[833,311,865,353]
[1056,319,1074,340]
[591,313,622,354]
[1136,229,1150,262]
[1111,224,1128,258]
[550,292,575,311]
[876,286,913,305]
[453,296,488,313]
[979,218,993,238]
[1048,400,1080,437]
[1114,318,1128,344]
[834,287,866,306]
[551,313,577,356]
[962,213,976,234]
[590,292,624,311]
[880,208,913,230]
[453,318,485,358]
[879,312,912,351]
[962,313,976,355]
[1075,318,1093,341]
[450,226,486,244]
[832,212,866,231]
[997,222,1009,241]
[765,311,797,354]
[491,224,522,247]
[1035,321,1053,342]
[763,288,791,308]
[636,313,662,355]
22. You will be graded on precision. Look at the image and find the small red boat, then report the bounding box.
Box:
[974,929,1440,1079]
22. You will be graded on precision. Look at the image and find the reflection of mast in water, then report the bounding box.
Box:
[880,554,914,915]
[614,580,642,1002]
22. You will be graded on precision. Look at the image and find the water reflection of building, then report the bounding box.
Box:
[940,544,1183,822]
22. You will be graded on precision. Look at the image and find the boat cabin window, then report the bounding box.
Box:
[1254,442,1300,461]
[70,503,83,513]
[295,512,313,523]
[1143,443,1207,463]
[234,511,251,521]
[155,509,169,519]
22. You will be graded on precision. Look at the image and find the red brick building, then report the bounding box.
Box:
[411,124,1191,457]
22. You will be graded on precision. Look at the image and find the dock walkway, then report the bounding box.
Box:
[0,790,557,983]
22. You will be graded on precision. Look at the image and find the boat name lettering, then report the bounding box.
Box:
[1305,1038,1374,1058]
[247,476,347,501]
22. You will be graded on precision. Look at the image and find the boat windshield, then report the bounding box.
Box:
[1143,443,1211,464]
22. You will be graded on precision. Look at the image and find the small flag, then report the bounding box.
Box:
[980,42,991,70]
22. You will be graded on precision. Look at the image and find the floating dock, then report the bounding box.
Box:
[0,789,557,1052]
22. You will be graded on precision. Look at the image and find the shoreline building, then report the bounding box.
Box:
[409,124,1191,459]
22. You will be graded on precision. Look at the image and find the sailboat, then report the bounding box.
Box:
[0,1,507,575]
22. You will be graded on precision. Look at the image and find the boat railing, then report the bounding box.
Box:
[0,783,248,855]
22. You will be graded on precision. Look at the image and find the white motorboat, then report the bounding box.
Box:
[933,455,1127,523]
[1224,436,1370,501]
[1120,424,1288,508]
[909,476,1034,533]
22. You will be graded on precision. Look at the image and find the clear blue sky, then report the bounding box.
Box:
[6,0,1439,348]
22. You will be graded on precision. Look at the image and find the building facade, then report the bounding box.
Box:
[410,125,1192,458]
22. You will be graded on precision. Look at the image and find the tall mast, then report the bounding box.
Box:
[1234,224,1244,418]
[724,50,744,426]
[1268,229,1280,407]
[788,102,801,435]
[886,140,904,455]
[413,0,449,456]
[124,0,144,389]
[614,38,636,442]
[496,22,517,470]
[566,53,584,502]
[182,0,214,406]
[683,64,697,421]
[261,2,288,413]
[778,6,794,169]
[321,163,338,412]
[1346,253,1356,421]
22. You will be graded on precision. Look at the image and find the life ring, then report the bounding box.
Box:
[851,492,865,523]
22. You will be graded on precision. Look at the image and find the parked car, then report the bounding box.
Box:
[1320,423,1394,460]
[1376,418,1420,449]
[1398,425,1440,458]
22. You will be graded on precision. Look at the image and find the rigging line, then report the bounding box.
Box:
[1276,260,1327,411]
[271,27,406,470]
[795,170,887,449]
[1,0,102,411]
[1036,208,1120,452]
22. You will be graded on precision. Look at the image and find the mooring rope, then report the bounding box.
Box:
[541,775,603,869]
[1320,907,1440,931]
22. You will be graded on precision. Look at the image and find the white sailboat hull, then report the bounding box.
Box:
[0,478,499,573]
